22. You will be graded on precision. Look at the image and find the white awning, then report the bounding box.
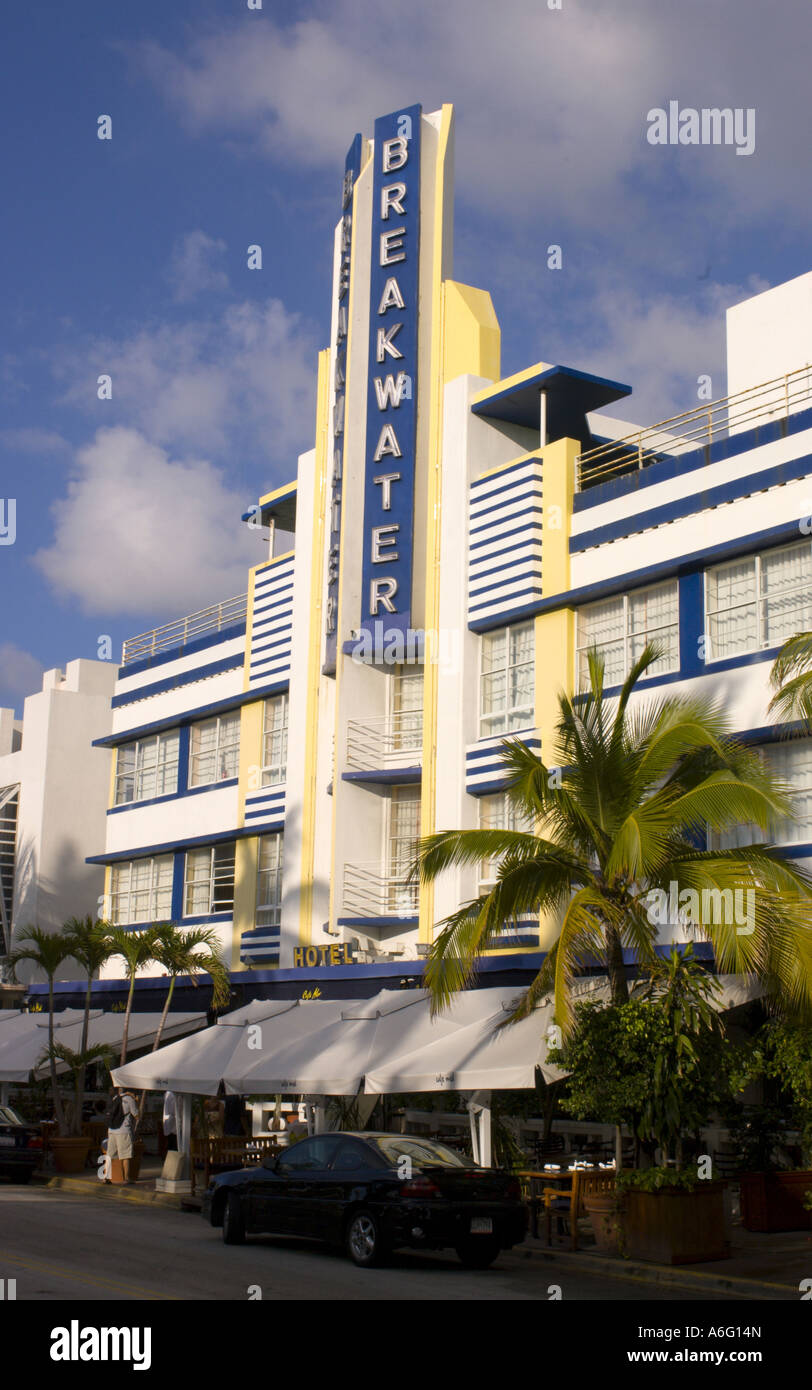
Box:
[111,998,352,1095]
[0,1009,207,1084]
[227,986,523,1096]
[364,997,565,1094]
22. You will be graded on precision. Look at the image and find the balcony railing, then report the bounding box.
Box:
[577,365,812,493]
[121,593,248,666]
[343,861,419,918]
[345,712,423,773]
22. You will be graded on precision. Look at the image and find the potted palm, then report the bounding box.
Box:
[548,949,737,1262]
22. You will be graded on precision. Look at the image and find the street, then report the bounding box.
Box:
[0,1185,738,1302]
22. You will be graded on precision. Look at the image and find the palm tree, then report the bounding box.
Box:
[415,646,812,1032]
[150,923,231,1052]
[107,925,162,1065]
[6,927,72,1133]
[132,923,230,1127]
[769,632,812,726]
[62,916,114,1133]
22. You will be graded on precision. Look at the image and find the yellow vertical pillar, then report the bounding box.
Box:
[535,436,578,948]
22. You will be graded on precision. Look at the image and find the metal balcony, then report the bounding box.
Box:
[121,593,248,666]
[342,862,419,919]
[345,712,423,774]
[577,365,812,492]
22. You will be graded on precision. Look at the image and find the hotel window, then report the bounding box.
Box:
[705,540,812,662]
[184,841,236,916]
[262,694,288,787]
[480,623,535,738]
[386,786,420,913]
[114,732,179,805]
[189,712,240,787]
[391,664,423,751]
[109,855,173,926]
[478,792,526,896]
[257,833,284,928]
[710,739,812,849]
[577,581,679,688]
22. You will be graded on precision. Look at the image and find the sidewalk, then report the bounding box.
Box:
[518,1225,812,1300]
[38,1156,196,1211]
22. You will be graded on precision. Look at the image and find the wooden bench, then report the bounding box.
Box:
[543,1168,616,1250]
[190,1135,281,1196]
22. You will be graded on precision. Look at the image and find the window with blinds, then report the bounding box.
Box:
[705,540,812,661]
[577,581,679,688]
[480,623,535,738]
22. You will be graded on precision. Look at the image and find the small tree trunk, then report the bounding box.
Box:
[615,1124,623,1172]
[605,925,628,1005]
[48,977,67,1135]
[120,973,136,1066]
[73,971,93,1137]
[136,974,175,1129]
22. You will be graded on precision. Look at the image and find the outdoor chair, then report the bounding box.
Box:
[543,1168,616,1251]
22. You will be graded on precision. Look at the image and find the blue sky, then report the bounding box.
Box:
[1,0,810,713]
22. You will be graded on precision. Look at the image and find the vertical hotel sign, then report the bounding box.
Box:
[324,133,363,675]
[359,105,422,648]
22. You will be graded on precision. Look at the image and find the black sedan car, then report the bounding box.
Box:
[0,1104,43,1182]
[203,1132,527,1268]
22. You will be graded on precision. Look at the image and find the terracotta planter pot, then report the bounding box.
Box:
[51,1137,92,1174]
[623,1183,728,1265]
[111,1141,144,1185]
[740,1171,812,1233]
[584,1192,622,1254]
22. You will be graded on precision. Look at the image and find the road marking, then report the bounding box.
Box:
[0,1250,180,1300]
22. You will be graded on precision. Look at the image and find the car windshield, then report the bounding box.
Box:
[371,1136,472,1169]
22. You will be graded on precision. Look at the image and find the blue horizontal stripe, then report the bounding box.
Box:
[117,622,247,680]
[112,655,244,708]
[342,767,422,786]
[87,826,263,863]
[469,561,543,596]
[470,481,544,520]
[471,467,543,508]
[468,572,543,612]
[470,502,542,538]
[107,778,239,814]
[94,681,290,747]
[472,455,543,490]
[469,520,544,553]
[572,450,812,553]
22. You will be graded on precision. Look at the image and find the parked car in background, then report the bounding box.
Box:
[0,1104,43,1183]
[203,1131,527,1268]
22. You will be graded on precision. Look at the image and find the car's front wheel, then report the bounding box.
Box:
[455,1236,501,1269]
[222,1192,246,1245]
[345,1209,386,1267]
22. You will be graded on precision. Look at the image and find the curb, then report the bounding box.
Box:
[40,1175,189,1211]
[515,1242,798,1300]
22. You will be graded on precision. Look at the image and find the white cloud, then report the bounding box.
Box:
[33,427,267,617]
[130,0,812,232]
[0,428,70,456]
[167,230,229,303]
[0,644,44,707]
[51,297,318,463]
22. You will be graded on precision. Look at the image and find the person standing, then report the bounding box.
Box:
[106,1087,138,1184]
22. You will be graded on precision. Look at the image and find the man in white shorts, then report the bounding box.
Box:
[106,1087,138,1183]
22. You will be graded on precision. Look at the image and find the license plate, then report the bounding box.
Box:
[470,1217,493,1234]
[0,1136,15,1147]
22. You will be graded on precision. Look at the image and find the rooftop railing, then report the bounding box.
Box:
[121,593,248,667]
[577,365,812,493]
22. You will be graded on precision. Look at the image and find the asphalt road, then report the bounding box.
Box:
[0,1184,735,1302]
